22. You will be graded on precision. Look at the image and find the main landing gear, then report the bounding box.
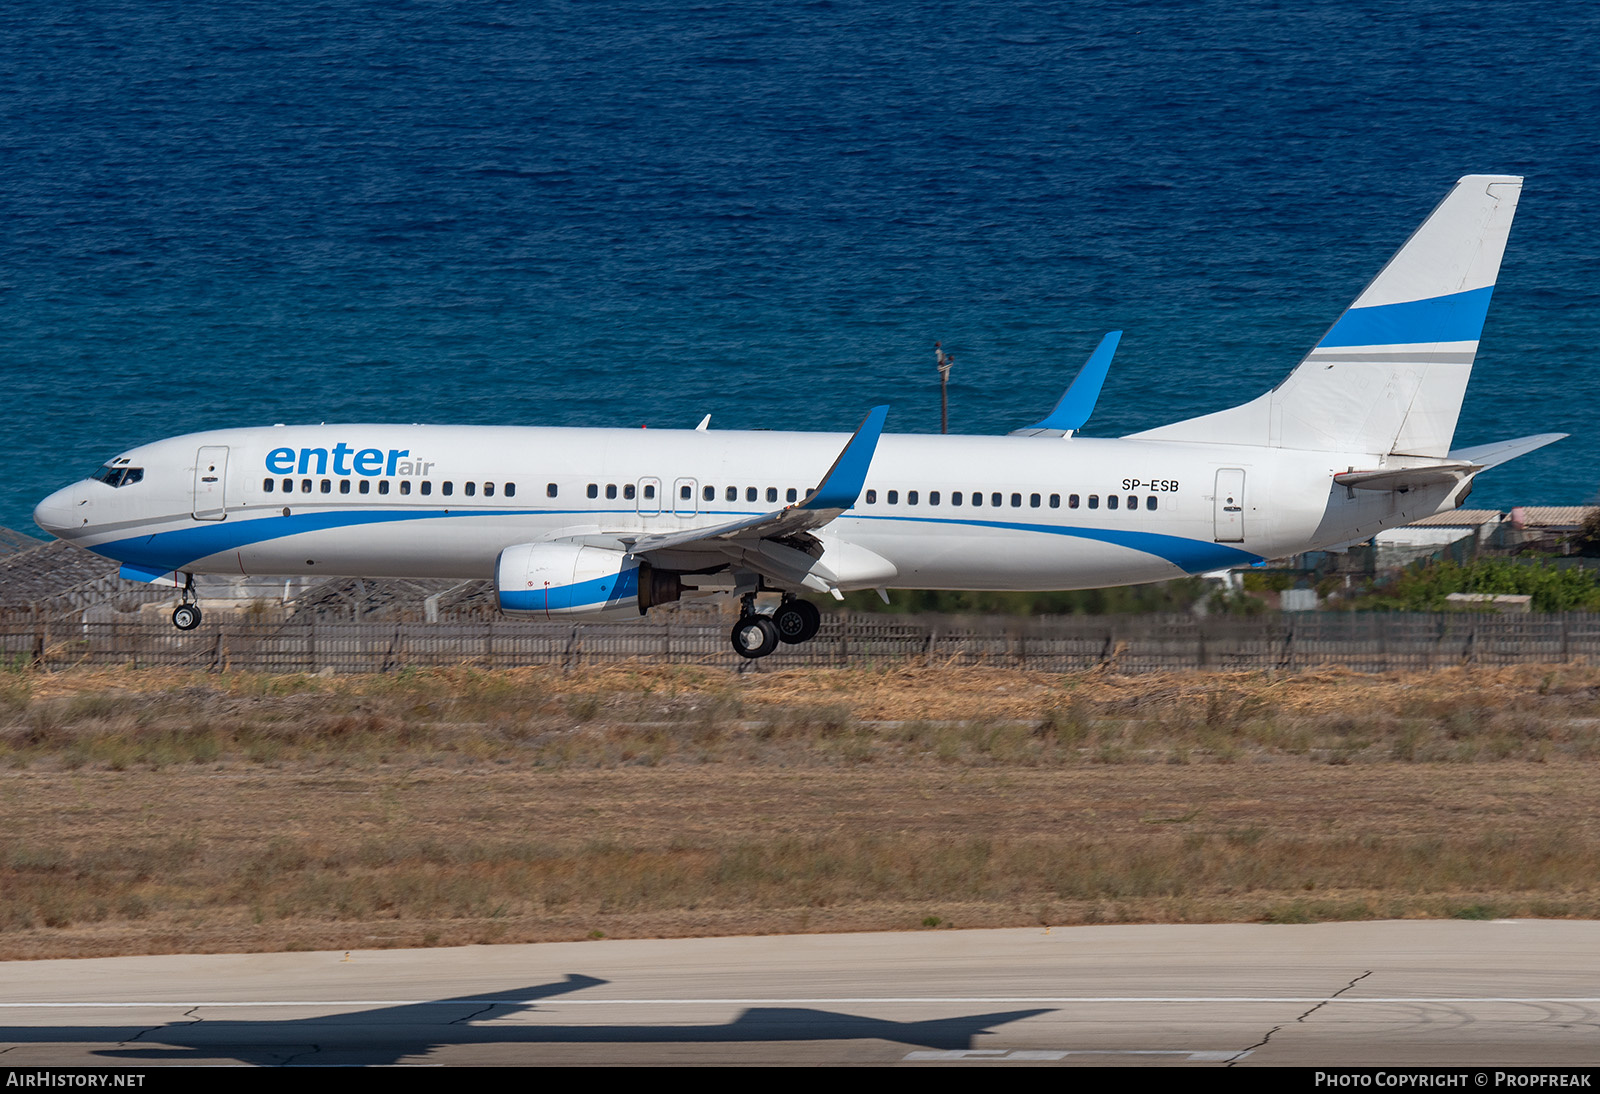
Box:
[730,594,822,659]
[171,574,202,631]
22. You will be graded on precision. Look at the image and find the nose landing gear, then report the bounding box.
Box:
[171,574,202,630]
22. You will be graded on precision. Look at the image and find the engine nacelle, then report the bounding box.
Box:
[495,543,642,619]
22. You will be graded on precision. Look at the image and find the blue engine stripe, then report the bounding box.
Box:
[499,566,639,613]
[1318,286,1493,348]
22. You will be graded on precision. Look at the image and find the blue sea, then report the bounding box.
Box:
[4,0,1598,536]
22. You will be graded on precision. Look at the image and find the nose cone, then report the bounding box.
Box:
[33,485,81,538]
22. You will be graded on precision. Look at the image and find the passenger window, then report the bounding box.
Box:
[887,490,898,504]
[588,484,598,499]
[606,484,617,499]
[908,490,918,505]
[746,487,757,502]
[263,478,274,492]
[545,483,556,498]
[1010,493,1021,507]
[930,491,940,505]
[442,481,453,496]
[420,481,431,496]
[681,484,692,500]
[1030,493,1040,508]
[992,492,1002,507]
[1088,495,1099,509]
[320,480,331,493]
[485,482,495,497]
[644,484,655,499]
[378,481,390,495]
[971,492,981,507]
[726,486,737,502]
[1107,495,1118,510]
[767,487,777,503]
[865,489,876,504]
[951,492,961,506]
[787,488,798,502]
[805,488,814,499]
[1052,494,1063,508]
[282,479,293,493]
[505,483,515,498]
[359,480,370,495]
[703,485,714,502]
[1066,494,1077,508]
[340,480,351,494]
[301,479,312,493]
[1126,495,1136,510]
[625,484,636,500]
[400,481,411,496]
[466,482,476,497]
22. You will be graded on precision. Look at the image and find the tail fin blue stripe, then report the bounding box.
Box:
[1318,285,1494,348]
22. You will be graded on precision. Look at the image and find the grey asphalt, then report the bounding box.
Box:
[1,921,1596,1067]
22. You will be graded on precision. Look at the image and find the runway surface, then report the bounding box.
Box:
[2,921,1596,1067]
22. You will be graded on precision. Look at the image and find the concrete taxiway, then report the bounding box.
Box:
[1,921,1596,1067]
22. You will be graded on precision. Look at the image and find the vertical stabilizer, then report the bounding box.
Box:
[1131,175,1522,456]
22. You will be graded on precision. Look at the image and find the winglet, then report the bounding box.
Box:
[1013,331,1121,436]
[801,405,890,511]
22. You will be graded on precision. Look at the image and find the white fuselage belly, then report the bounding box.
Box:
[42,425,1454,591]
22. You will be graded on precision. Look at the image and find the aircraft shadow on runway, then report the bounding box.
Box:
[4,973,1054,1066]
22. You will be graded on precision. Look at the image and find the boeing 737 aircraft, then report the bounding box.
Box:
[34,175,1562,658]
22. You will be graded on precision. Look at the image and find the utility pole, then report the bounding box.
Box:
[935,342,953,434]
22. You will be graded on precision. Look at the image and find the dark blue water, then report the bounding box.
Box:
[5,1,1598,536]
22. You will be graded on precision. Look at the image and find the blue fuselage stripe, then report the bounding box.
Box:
[90,507,1260,577]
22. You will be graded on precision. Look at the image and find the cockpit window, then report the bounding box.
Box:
[91,465,143,488]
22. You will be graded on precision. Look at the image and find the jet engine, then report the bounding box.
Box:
[495,543,643,619]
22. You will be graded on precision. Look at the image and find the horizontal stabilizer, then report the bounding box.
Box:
[1448,432,1567,470]
[1334,462,1479,492]
[1011,331,1121,437]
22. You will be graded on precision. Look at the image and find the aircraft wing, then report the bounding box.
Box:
[623,406,888,557]
[620,406,891,596]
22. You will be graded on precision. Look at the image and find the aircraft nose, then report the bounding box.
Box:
[33,485,82,537]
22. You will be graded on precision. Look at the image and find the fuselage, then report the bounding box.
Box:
[33,423,1456,593]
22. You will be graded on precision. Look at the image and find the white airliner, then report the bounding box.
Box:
[34,175,1562,658]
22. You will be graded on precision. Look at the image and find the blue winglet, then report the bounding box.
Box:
[1027,331,1121,433]
[802,405,890,511]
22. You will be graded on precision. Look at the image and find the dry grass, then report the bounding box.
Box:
[2,662,1599,958]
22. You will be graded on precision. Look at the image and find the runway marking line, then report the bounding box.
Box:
[905,1050,1246,1062]
[2,997,1598,1009]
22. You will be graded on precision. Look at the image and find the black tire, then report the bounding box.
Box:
[774,599,821,644]
[172,604,202,631]
[730,615,780,659]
